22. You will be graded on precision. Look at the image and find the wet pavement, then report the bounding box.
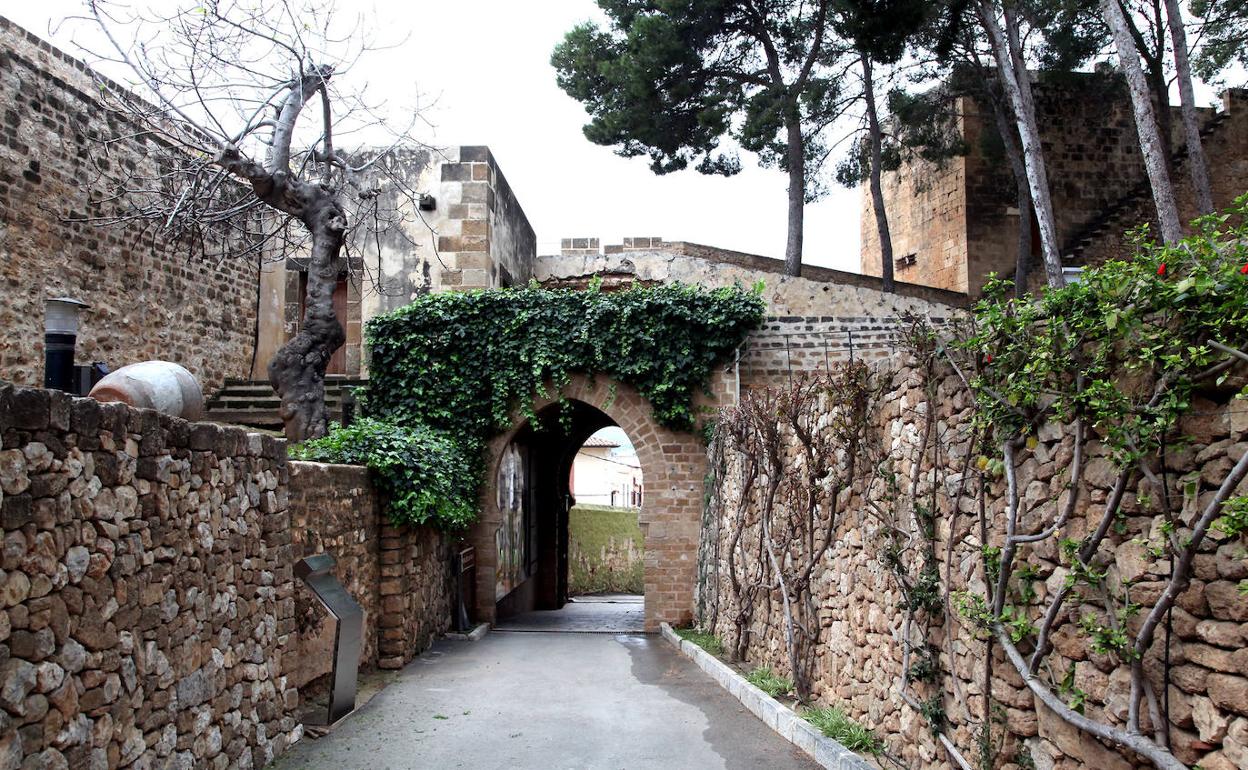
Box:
[493,594,646,634]
[272,602,819,770]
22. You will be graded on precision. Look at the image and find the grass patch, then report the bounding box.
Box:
[745,667,793,698]
[569,504,644,594]
[803,706,883,755]
[673,626,724,656]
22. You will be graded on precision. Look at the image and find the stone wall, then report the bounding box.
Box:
[287,461,453,684]
[534,243,966,389]
[0,383,298,769]
[253,144,539,379]
[0,383,457,768]
[435,146,537,292]
[1073,89,1248,266]
[699,357,1248,770]
[858,72,1228,296]
[0,17,258,394]
[860,99,971,294]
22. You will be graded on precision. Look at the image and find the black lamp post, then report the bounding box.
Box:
[44,297,89,392]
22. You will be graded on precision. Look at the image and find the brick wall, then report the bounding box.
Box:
[472,374,728,631]
[738,314,953,386]
[287,461,452,682]
[0,17,258,394]
[0,384,298,769]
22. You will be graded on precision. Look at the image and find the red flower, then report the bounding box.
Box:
[1157,263,1167,276]
[1241,262,1248,274]
[984,354,993,364]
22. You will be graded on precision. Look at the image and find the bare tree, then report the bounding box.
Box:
[974,0,1067,288]
[1163,0,1215,215]
[1102,0,1184,243]
[71,0,437,441]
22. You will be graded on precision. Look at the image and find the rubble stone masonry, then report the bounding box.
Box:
[702,356,1248,770]
[0,384,298,769]
[0,383,454,769]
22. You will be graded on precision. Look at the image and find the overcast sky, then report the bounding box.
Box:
[6,1,864,271]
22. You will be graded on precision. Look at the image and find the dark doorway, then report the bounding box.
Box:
[492,400,644,632]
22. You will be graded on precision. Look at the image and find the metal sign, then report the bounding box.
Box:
[296,554,363,724]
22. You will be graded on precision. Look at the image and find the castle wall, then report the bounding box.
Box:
[0,18,258,395]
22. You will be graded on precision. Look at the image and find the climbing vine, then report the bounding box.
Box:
[942,199,1248,770]
[709,364,877,700]
[362,280,766,436]
[305,280,763,530]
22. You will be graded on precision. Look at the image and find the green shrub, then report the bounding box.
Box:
[803,706,883,754]
[290,418,480,531]
[673,627,724,656]
[744,667,793,698]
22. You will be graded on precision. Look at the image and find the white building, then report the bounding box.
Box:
[570,432,643,508]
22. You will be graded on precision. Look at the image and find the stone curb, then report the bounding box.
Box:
[659,623,874,770]
[444,622,490,642]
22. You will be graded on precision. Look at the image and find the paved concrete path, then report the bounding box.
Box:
[493,594,645,634]
[273,627,819,769]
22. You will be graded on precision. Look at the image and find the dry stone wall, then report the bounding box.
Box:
[0,18,258,395]
[700,357,1248,770]
[0,384,456,769]
[0,384,298,769]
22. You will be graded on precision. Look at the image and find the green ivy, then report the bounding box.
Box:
[289,418,481,531]
[313,281,762,531]
[362,281,766,437]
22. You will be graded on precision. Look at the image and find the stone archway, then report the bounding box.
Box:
[469,374,720,632]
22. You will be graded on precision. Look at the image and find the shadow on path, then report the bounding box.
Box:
[493,594,645,634]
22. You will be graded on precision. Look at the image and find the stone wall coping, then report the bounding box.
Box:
[289,459,369,473]
[658,623,875,770]
[537,241,970,309]
[0,381,286,459]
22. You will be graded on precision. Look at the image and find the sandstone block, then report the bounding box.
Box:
[1193,695,1232,742]
[1206,581,1248,622]
[1208,673,1248,716]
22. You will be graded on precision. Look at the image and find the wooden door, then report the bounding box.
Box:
[327,277,348,374]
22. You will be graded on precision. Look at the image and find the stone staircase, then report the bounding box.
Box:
[1064,110,1233,262]
[205,376,367,431]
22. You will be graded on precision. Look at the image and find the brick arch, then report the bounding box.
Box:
[470,373,721,631]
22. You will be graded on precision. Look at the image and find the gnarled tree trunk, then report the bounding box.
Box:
[267,191,348,442]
